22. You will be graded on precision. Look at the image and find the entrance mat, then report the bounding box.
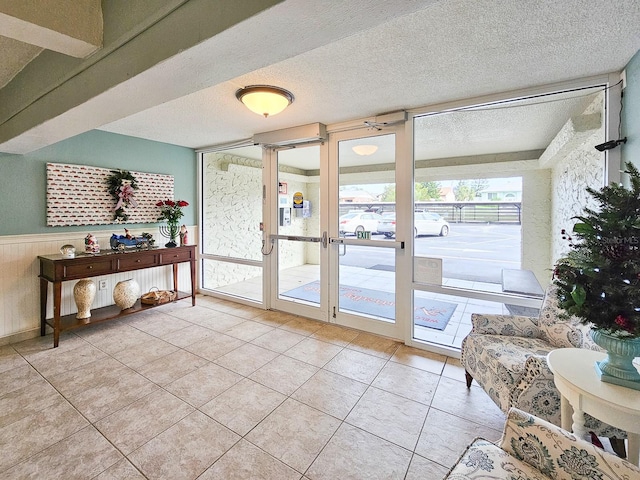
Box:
[368,264,395,272]
[282,281,457,331]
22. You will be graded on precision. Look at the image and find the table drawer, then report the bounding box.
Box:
[117,253,157,271]
[159,249,192,265]
[64,260,113,279]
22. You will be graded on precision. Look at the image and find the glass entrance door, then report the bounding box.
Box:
[328,129,406,339]
[200,146,265,303]
[266,127,407,339]
[269,144,328,321]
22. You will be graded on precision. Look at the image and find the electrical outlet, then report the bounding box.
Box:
[99,280,107,290]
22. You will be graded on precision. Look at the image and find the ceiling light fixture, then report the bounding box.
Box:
[235,85,294,118]
[352,145,378,156]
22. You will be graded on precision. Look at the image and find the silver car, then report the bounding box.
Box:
[378,211,449,238]
[338,212,383,235]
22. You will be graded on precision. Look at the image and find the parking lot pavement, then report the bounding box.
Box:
[339,223,521,284]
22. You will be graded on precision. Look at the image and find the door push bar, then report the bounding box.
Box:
[270,233,328,248]
[329,237,405,249]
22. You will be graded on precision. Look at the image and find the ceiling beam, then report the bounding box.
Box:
[0,35,42,88]
[0,0,102,58]
[538,112,602,168]
[0,0,285,154]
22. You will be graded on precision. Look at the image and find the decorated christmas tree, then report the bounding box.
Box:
[554,162,640,338]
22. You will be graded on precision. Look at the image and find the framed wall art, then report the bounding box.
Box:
[46,163,174,226]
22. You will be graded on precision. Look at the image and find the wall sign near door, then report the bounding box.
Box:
[293,191,304,208]
[356,231,372,240]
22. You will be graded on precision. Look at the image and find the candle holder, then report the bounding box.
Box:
[159,223,179,248]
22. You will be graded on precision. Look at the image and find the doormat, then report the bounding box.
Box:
[369,264,395,272]
[281,281,457,331]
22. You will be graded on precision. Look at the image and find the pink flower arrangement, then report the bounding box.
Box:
[156,199,189,224]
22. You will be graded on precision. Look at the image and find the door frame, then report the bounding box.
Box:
[266,142,330,322]
[327,125,411,340]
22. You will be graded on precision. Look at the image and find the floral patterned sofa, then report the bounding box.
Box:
[444,407,640,479]
[460,284,624,439]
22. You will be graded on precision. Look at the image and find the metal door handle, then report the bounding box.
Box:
[270,234,322,243]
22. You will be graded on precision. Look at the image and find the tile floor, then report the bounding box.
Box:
[1,295,506,479]
[213,264,541,350]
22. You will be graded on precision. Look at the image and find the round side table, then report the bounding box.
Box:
[547,348,640,466]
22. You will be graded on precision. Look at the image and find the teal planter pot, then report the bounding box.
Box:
[591,329,640,390]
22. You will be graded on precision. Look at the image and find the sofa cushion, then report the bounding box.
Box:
[501,408,640,480]
[537,284,600,350]
[445,438,549,479]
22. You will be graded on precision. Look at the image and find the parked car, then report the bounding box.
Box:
[339,212,383,235]
[378,211,449,238]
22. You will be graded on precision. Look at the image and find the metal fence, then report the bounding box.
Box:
[339,201,521,224]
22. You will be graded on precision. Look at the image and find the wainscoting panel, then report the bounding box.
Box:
[0,227,197,344]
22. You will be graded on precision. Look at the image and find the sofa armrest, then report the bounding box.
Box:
[499,408,640,479]
[444,437,549,480]
[508,354,560,425]
[470,313,542,338]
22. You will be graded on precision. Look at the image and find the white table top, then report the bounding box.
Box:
[547,348,640,418]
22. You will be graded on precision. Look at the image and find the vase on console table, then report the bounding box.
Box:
[113,279,140,310]
[73,279,96,319]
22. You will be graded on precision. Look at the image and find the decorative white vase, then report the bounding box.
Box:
[73,279,96,319]
[113,279,140,310]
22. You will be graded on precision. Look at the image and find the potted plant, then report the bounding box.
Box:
[553,162,640,389]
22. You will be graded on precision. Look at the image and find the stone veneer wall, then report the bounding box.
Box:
[201,152,319,293]
[550,96,605,263]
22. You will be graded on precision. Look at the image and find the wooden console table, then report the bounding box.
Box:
[39,245,196,347]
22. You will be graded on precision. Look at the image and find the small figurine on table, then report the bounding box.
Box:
[141,232,155,247]
[85,234,100,253]
[180,225,188,246]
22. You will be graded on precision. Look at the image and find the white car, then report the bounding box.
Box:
[378,211,449,238]
[339,212,383,235]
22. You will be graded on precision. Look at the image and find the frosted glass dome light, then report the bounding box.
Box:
[236,85,294,118]
[352,145,378,156]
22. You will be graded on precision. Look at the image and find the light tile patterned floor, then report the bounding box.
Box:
[0,296,505,479]
[214,264,531,350]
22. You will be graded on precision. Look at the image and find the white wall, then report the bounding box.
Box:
[521,170,552,285]
[548,95,605,262]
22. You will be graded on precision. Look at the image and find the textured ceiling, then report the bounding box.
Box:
[99,0,639,158]
[220,88,603,172]
[2,0,640,156]
[413,88,604,160]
